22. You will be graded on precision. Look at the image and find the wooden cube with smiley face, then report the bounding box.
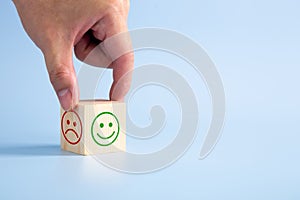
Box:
[60,100,126,155]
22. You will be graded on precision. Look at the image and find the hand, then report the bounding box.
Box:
[13,0,134,110]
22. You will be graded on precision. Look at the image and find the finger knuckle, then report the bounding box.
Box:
[48,65,71,85]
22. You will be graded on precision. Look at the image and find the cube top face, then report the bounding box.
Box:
[60,100,126,155]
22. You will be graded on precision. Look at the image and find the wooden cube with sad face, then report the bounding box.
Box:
[60,100,126,155]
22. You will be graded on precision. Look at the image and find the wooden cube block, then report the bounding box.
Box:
[60,100,126,155]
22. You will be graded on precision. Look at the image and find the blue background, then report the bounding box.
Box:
[1,0,300,199]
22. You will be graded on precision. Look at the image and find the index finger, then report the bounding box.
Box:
[96,19,134,101]
[109,51,134,101]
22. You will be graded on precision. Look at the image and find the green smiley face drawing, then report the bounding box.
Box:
[91,112,120,146]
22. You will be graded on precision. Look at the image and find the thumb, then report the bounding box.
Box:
[43,44,79,111]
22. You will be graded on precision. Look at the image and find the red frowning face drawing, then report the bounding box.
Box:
[61,110,83,145]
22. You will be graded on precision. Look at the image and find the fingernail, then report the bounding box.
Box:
[58,88,72,111]
[72,86,79,108]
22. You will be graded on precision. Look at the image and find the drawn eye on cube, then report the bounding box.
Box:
[61,110,83,145]
[91,111,120,147]
[60,100,126,155]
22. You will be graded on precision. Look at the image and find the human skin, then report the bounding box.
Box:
[13,0,134,110]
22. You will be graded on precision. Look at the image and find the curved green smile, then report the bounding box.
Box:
[91,112,120,147]
[97,131,115,140]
